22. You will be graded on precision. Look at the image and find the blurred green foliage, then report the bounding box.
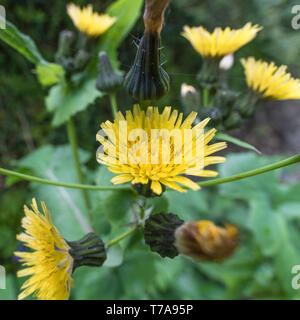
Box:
[1,0,300,300]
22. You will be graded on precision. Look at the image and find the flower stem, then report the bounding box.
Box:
[107,227,138,248]
[67,118,91,211]
[109,93,118,118]
[202,87,209,107]
[1,154,300,190]
[197,154,300,187]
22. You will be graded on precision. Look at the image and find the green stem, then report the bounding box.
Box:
[109,93,118,118]
[202,87,209,107]
[67,118,91,210]
[107,227,138,248]
[0,154,299,191]
[197,154,300,187]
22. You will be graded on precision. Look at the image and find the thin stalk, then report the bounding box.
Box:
[202,87,209,107]
[67,118,91,210]
[197,154,300,187]
[109,93,118,118]
[107,227,138,248]
[1,154,300,191]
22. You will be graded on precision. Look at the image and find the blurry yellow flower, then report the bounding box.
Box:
[15,199,73,300]
[174,220,238,261]
[97,105,227,195]
[67,3,116,37]
[182,22,262,58]
[241,57,300,100]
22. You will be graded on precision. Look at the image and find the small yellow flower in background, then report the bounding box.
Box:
[241,57,300,100]
[174,220,238,262]
[97,105,227,195]
[67,3,116,37]
[15,199,73,300]
[182,23,262,59]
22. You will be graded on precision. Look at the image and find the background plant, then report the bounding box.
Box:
[1,0,300,300]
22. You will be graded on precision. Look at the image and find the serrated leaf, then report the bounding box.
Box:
[36,63,65,86]
[45,79,102,126]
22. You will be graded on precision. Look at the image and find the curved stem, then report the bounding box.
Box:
[109,93,118,118]
[0,167,133,191]
[197,154,300,187]
[67,118,91,211]
[107,227,138,248]
[1,154,299,191]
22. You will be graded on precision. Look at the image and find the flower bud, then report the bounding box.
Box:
[219,53,234,71]
[233,91,259,118]
[174,220,238,262]
[56,30,75,58]
[73,49,90,71]
[96,51,123,93]
[124,31,170,101]
[197,58,220,87]
[67,232,106,271]
[144,213,184,258]
[181,83,201,115]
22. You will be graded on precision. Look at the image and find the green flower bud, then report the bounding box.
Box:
[73,49,90,71]
[56,30,75,58]
[223,111,243,130]
[197,58,220,88]
[67,232,106,271]
[144,213,184,258]
[96,51,123,93]
[124,31,170,101]
[234,90,259,118]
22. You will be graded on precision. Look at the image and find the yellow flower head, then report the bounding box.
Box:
[182,22,262,59]
[15,199,73,300]
[96,105,227,195]
[241,57,300,100]
[67,3,116,37]
[174,220,238,261]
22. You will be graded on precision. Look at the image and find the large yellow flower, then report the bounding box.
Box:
[67,3,116,37]
[182,23,262,58]
[15,199,73,300]
[96,105,227,195]
[241,57,300,100]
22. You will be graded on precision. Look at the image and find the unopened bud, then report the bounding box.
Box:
[124,31,170,101]
[181,83,201,114]
[74,49,90,71]
[96,51,123,93]
[174,220,238,262]
[219,53,234,71]
[56,30,75,58]
[144,213,184,258]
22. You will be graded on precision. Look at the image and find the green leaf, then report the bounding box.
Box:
[45,79,102,126]
[36,63,65,86]
[215,133,261,154]
[98,0,144,69]
[165,189,208,221]
[103,244,124,268]
[16,145,92,240]
[0,20,45,64]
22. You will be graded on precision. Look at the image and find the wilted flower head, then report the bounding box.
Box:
[241,57,300,100]
[174,220,238,261]
[182,23,262,59]
[96,105,226,195]
[67,3,116,37]
[15,199,74,300]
